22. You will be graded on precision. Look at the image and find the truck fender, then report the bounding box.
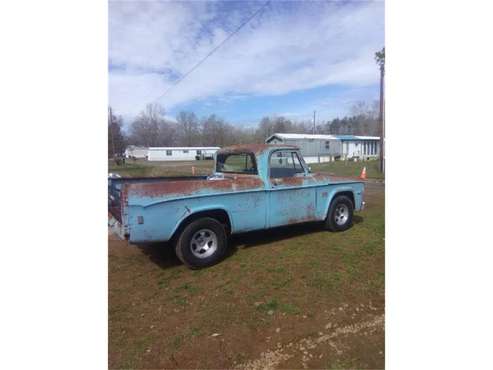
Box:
[170,206,234,241]
[324,188,355,218]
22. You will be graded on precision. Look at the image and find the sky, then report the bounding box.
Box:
[109,0,384,126]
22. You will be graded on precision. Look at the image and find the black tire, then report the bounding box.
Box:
[325,195,354,232]
[175,217,228,269]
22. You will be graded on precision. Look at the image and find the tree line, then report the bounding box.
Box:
[108,101,381,157]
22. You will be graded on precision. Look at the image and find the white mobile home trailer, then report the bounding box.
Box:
[266,133,380,162]
[147,147,220,161]
[124,146,148,159]
[266,133,341,163]
[337,135,380,159]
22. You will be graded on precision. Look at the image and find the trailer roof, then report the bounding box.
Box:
[335,135,380,141]
[148,146,220,150]
[266,133,380,142]
[266,133,337,141]
[218,144,298,155]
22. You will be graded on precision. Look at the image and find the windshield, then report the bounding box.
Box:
[215,152,257,174]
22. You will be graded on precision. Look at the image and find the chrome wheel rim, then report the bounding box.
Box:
[190,229,218,259]
[334,204,349,225]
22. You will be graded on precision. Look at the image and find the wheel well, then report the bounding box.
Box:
[172,209,232,241]
[332,191,355,208]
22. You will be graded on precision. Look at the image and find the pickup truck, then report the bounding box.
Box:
[108,144,365,268]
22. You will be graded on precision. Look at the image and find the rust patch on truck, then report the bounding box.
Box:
[274,177,305,186]
[311,173,332,182]
[127,176,264,198]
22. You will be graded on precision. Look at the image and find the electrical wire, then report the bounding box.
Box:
[151,1,271,103]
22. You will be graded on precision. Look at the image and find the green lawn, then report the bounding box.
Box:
[108,159,214,177]
[109,158,384,179]
[310,159,384,179]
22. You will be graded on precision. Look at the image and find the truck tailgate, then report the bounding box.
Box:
[108,175,209,239]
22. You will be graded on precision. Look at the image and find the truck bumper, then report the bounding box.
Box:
[108,213,127,240]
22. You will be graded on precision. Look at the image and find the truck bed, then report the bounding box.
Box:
[108,175,208,222]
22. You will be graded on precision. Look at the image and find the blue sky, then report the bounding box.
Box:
[109,0,384,125]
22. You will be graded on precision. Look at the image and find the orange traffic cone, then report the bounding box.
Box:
[359,166,367,180]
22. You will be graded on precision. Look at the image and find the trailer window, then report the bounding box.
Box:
[216,153,257,174]
[166,150,172,156]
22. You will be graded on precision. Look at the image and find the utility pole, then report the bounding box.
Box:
[379,62,385,174]
[312,110,316,134]
[375,47,385,174]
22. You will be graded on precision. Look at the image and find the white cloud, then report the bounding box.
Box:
[109,1,384,118]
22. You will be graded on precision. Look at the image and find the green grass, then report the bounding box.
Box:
[327,358,360,369]
[310,158,384,179]
[256,299,279,313]
[170,334,184,350]
[109,157,384,179]
[279,302,301,315]
[175,282,200,294]
[255,299,301,315]
[109,158,214,177]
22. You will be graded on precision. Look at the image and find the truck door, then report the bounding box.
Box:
[267,150,317,227]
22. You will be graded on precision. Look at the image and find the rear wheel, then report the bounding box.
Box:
[175,217,228,269]
[325,195,354,232]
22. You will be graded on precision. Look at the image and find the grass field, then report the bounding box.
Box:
[310,159,384,180]
[108,160,385,369]
[109,158,214,177]
[109,157,384,180]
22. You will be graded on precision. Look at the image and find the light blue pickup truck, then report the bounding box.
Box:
[109,144,365,268]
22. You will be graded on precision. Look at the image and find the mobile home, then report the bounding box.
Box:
[124,146,148,159]
[147,147,220,161]
[266,133,380,163]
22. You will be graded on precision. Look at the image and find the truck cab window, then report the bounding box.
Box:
[270,151,305,178]
[216,153,257,174]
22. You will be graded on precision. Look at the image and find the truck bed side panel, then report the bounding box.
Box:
[127,190,268,243]
[316,182,365,218]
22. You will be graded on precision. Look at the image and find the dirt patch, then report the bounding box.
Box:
[237,312,384,370]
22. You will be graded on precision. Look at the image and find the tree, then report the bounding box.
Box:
[255,116,273,142]
[272,116,294,133]
[375,47,385,69]
[108,107,126,158]
[199,115,243,147]
[128,104,176,147]
[176,111,199,146]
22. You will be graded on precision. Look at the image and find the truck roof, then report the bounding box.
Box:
[218,144,298,155]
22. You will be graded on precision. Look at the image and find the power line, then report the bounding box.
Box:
[151,1,271,104]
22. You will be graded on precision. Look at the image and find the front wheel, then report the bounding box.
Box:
[325,195,354,232]
[175,217,228,269]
